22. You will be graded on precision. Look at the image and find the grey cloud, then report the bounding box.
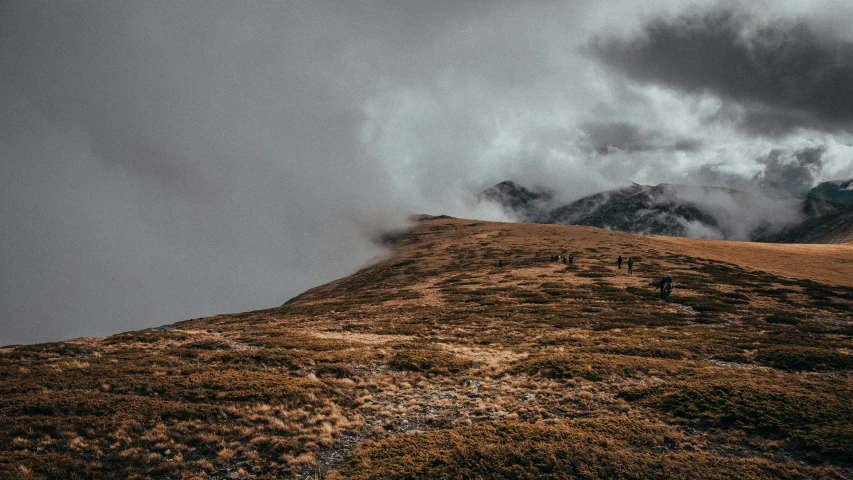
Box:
[0,2,402,345]
[580,122,701,154]
[589,9,853,135]
[694,164,759,192]
[757,147,825,195]
[695,146,827,196]
[1,0,597,345]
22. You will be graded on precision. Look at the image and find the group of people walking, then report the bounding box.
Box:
[550,254,573,264]
[616,255,634,274]
[502,251,674,302]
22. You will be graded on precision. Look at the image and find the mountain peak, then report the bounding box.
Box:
[477,181,556,222]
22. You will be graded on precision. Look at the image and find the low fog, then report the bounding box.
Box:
[2,1,853,345]
[656,186,808,240]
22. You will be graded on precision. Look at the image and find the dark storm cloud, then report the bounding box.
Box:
[580,122,701,154]
[590,9,853,135]
[757,147,825,194]
[695,145,827,196]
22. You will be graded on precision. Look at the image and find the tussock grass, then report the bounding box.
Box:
[622,372,853,463]
[2,217,851,478]
[333,419,822,479]
[511,352,681,381]
[389,347,471,374]
[754,345,853,372]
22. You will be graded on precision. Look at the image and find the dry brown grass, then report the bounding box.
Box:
[1,216,851,478]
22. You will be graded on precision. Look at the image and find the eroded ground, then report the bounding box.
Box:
[1,217,852,479]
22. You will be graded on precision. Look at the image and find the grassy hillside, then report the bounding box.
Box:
[2,216,852,479]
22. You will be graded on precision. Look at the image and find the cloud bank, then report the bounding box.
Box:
[590,8,853,136]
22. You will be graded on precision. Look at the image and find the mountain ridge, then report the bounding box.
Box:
[479,180,853,243]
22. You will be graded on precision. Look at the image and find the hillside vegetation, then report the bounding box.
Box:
[1,216,852,479]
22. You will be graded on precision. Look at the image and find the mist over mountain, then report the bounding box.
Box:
[753,179,853,243]
[808,178,853,204]
[756,205,853,244]
[475,181,557,223]
[479,180,852,242]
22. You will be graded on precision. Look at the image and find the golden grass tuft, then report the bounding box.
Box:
[1,217,851,478]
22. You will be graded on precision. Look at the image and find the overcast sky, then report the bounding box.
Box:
[2,1,853,345]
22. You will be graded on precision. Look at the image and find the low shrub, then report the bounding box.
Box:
[333,419,817,479]
[621,374,853,463]
[755,346,853,372]
[511,352,678,381]
[389,348,470,374]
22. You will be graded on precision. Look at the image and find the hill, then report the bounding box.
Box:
[480,181,851,242]
[1,216,852,479]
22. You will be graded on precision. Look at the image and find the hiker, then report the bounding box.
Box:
[568,254,574,264]
[498,259,503,268]
[658,274,673,301]
[562,255,567,264]
[617,255,623,270]
[627,257,634,274]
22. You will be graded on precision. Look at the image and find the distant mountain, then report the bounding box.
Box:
[775,178,853,242]
[807,178,853,204]
[546,184,721,238]
[476,181,555,222]
[478,180,852,242]
[755,204,853,244]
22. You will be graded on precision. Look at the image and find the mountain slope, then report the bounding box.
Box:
[547,184,721,237]
[1,216,852,478]
[755,204,853,244]
[808,178,853,204]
